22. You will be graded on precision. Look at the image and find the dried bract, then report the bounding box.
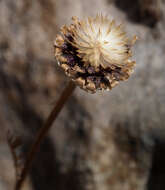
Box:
[54,14,137,93]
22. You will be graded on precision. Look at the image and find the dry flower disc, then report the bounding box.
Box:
[54,14,137,93]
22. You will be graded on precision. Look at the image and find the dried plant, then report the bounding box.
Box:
[7,131,23,181]
[55,14,137,93]
[15,14,137,190]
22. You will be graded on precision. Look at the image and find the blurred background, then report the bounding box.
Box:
[0,0,165,189]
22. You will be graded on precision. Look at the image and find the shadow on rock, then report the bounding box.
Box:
[30,137,85,190]
[147,140,165,190]
[112,0,162,27]
[0,57,87,189]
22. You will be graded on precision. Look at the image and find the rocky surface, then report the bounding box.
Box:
[0,0,165,189]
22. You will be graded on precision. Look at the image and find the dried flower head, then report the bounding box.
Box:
[54,14,137,93]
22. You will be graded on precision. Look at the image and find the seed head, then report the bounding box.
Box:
[54,14,137,93]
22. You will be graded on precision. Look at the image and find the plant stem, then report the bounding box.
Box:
[15,80,76,190]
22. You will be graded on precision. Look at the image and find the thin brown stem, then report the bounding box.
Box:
[7,132,22,181]
[15,81,76,190]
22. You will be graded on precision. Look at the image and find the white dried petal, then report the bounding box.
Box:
[71,14,131,68]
